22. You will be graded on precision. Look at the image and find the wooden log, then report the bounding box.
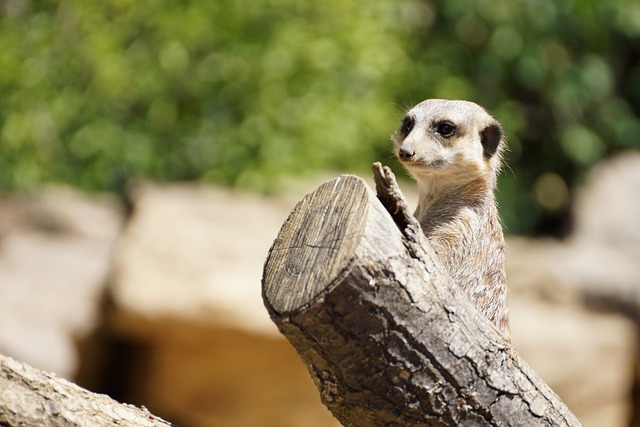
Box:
[262,163,582,427]
[0,353,174,427]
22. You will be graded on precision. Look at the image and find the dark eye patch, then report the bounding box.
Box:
[400,116,414,135]
[435,121,457,138]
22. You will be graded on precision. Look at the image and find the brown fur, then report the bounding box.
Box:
[392,99,509,337]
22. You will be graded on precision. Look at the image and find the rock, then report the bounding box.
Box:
[0,186,123,379]
[506,152,640,304]
[109,182,340,427]
[509,292,634,427]
[505,151,640,427]
[574,152,640,246]
[110,183,294,334]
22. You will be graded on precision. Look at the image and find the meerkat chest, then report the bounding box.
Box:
[419,207,483,250]
[419,207,495,281]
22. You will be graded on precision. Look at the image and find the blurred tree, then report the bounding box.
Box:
[1,0,639,234]
[0,0,408,192]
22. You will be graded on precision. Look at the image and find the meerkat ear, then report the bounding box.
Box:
[480,121,503,158]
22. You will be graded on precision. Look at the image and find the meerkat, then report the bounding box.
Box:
[392,99,509,336]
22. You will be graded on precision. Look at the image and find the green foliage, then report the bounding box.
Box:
[0,0,408,192]
[1,0,640,234]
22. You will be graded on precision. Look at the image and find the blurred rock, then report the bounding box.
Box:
[508,153,640,300]
[567,152,640,312]
[0,186,123,379]
[509,292,634,427]
[574,152,640,246]
[109,182,340,427]
[506,151,640,427]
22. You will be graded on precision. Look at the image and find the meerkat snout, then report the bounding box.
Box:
[398,147,416,161]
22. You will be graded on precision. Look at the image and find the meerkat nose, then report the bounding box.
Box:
[398,147,416,161]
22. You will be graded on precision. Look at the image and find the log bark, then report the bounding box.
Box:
[0,353,174,427]
[262,163,583,427]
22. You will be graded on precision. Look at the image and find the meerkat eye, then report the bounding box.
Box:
[400,116,414,135]
[435,121,457,138]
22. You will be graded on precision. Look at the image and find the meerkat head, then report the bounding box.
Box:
[392,99,505,188]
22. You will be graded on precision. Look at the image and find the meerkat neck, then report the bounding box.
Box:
[415,176,496,233]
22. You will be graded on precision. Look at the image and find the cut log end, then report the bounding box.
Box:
[262,175,372,315]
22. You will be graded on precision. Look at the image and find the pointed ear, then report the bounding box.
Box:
[480,121,503,158]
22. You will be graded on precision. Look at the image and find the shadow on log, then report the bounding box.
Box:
[262,163,582,427]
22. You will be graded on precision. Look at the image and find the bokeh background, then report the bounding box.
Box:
[1,0,640,426]
[4,0,640,233]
